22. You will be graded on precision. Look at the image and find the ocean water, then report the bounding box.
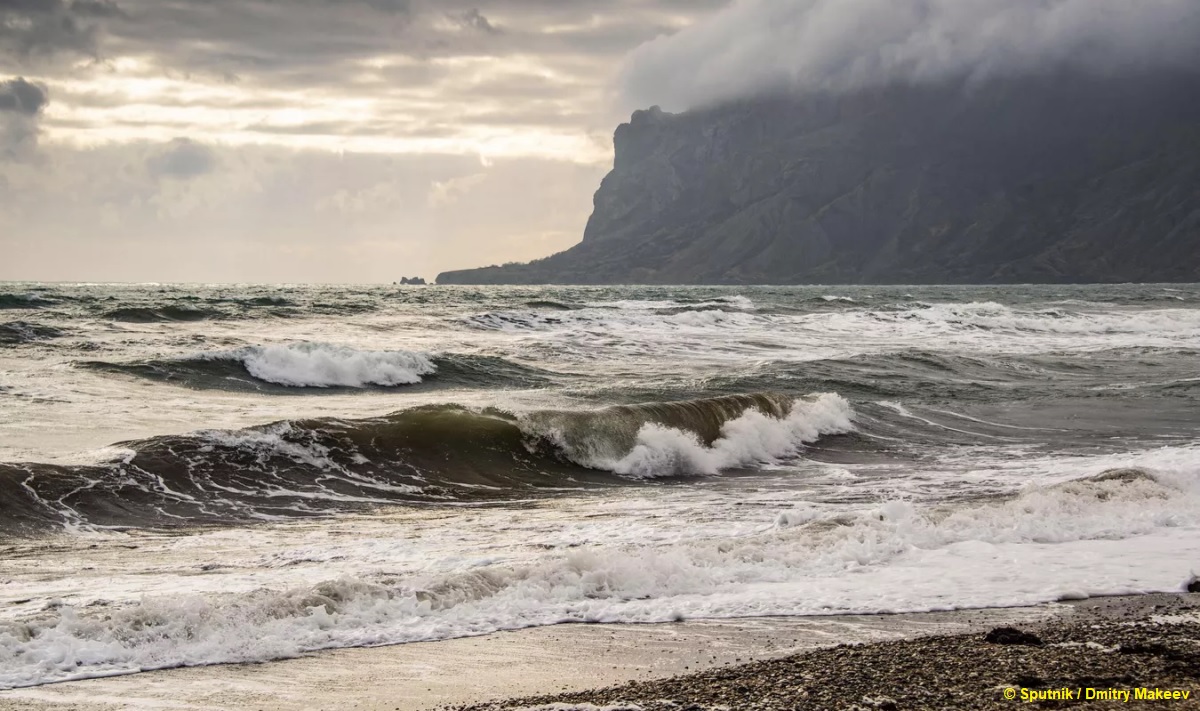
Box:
[0,282,1198,688]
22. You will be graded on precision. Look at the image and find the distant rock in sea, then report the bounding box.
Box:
[397,277,427,285]
[438,71,1200,285]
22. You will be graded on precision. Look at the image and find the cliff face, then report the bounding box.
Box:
[437,72,1200,285]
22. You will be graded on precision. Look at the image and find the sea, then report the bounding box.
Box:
[1,282,1198,689]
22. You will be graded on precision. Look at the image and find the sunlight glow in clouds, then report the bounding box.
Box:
[0,0,721,281]
[39,54,611,162]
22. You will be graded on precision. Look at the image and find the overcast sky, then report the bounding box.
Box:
[0,0,724,283]
[4,0,1196,283]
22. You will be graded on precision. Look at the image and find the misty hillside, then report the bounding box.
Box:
[437,72,1200,285]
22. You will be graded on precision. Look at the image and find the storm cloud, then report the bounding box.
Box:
[0,77,47,114]
[620,0,1200,111]
[2,1,740,281]
[0,0,120,62]
[0,76,48,158]
[19,0,725,161]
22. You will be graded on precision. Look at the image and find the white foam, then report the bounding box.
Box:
[193,424,422,500]
[208,342,436,388]
[585,296,755,311]
[881,301,1200,338]
[465,306,759,334]
[2,456,1197,690]
[1149,613,1200,625]
[460,300,1200,380]
[598,393,855,478]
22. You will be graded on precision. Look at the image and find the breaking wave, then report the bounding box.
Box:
[1,460,1195,689]
[0,393,854,535]
[527,393,853,477]
[215,343,434,388]
[80,342,557,392]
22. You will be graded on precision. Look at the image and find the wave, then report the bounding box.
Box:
[215,343,434,388]
[464,295,760,332]
[523,299,579,311]
[2,460,1195,689]
[586,295,756,311]
[875,301,1200,336]
[686,345,1200,408]
[208,295,296,307]
[462,298,1200,347]
[103,305,228,322]
[0,293,55,309]
[525,392,853,477]
[0,321,64,346]
[465,306,759,332]
[0,393,853,535]
[80,342,556,392]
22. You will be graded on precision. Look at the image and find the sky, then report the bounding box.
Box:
[3,0,1196,283]
[0,0,724,283]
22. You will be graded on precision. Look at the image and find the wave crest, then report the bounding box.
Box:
[578,393,853,477]
[216,343,435,388]
[80,343,554,392]
[0,393,853,534]
[2,457,1195,689]
[0,293,54,309]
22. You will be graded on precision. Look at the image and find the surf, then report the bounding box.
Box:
[0,393,854,535]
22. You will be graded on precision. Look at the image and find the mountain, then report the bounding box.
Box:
[437,72,1200,285]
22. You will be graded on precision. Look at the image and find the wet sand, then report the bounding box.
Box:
[454,593,1200,711]
[0,605,1059,711]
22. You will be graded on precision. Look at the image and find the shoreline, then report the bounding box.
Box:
[451,592,1200,711]
[3,594,1194,711]
[0,604,1061,710]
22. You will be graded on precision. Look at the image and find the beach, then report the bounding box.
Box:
[6,0,1200,705]
[1,593,1195,710]
[456,592,1200,711]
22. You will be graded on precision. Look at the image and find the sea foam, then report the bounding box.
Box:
[2,454,1197,690]
[207,342,436,388]
[597,393,854,478]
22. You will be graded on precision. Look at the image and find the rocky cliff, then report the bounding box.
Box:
[437,72,1200,285]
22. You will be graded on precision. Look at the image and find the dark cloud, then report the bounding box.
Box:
[0,76,47,158]
[451,8,499,34]
[0,77,47,114]
[621,0,1200,111]
[32,0,722,85]
[146,138,217,179]
[2,0,728,154]
[0,0,120,61]
[2,1,747,280]
[99,0,421,80]
[7,0,726,161]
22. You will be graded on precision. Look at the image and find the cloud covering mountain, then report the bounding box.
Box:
[620,0,1200,110]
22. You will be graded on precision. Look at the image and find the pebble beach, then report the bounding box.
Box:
[450,593,1200,711]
